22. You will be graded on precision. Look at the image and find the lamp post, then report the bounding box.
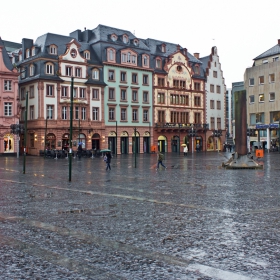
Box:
[188,124,196,153]
[69,77,74,182]
[23,91,28,174]
[44,116,49,158]
[78,118,80,144]
[178,123,182,155]
[134,127,137,168]
[10,123,24,158]
[203,123,209,153]
[115,121,117,157]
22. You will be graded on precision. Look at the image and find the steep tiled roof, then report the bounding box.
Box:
[254,43,280,60]
[0,37,14,71]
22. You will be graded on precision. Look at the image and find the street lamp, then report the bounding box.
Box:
[134,127,137,168]
[44,116,49,158]
[69,77,74,182]
[10,123,24,158]
[23,91,28,174]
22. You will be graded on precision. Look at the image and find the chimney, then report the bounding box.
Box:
[278,39,280,45]
[194,53,200,59]
[177,44,180,51]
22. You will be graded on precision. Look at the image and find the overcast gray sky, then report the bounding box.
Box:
[1,0,280,87]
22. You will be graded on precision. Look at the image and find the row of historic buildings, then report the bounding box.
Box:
[0,25,226,156]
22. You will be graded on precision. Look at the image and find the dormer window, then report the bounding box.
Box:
[84,51,90,59]
[127,52,131,62]
[70,49,77,58]
[108,48,116,62]
[156,58,161,68]
[49,45,57,55]
[123,35,128,44]
[194,65,199,74]
[30,64,35,76]
[46,63,54,75]
[161,44,166,53]
[134,39,139,46]
[26,49,30,58]
[143,55,149,67]
[92,68,99,80]
[19,52,22,61]
[111,34,117,41]
[31,47,35,56]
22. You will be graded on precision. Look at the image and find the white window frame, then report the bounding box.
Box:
[46,63,53,75]
[81,107,86,120]
[79,88,85,98]
[132,109,138,121]
[4,80,12,91]
[47,105,53,119]
[92,69,99,80]
[269,92,275,101]
[249,95,255,104]
[4,102,12,116]
[121,108,127,121]
[62,106,67,120]
[92,107,99,121]
[249,78,254,86]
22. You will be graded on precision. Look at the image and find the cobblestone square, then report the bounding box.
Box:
[0,152,279,279]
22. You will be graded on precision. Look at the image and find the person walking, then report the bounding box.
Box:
[183,145,188,156]
[156,151,166,170]
[105,151,112,171]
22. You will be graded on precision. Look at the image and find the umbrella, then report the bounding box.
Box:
[100,149,111,152]
[181,144,187,147]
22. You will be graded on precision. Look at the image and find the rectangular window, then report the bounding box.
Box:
[217,100,221,110]
[122,53,127,62]
[259,76,264,84]
[180,112,189,123]
[158,110,165,123]
[249,95,255,104]
[210,100,215,109]
[109,108,115,120]
[75,106,79,119]
[121,108,127,121]
[269,73,275,83]
[92,108,99,121]
[92,69,99,80]
[62,86,68,97]
[29,86,34,98]
[109,88,115,100]
[75,67,82,77]
[259,93,264,102]
[4,80,12,91]
[156,59,161,68]
[92,89,99,99]
[171,111,179,123]
[132,109,138,121]
[194,112,201,124]
[66,66,72,76]
[217,118,221,129]
[108,70,115,81]
[4,102,12,116]
[46,85,54,96]
[62,106,67,120]
[216,85,221,94]
[47,105,54,119]
[157,93,165,103]
[30,105,34,120]
[143,75,148,85]
[79,88,85,98]
[143,91,148,103]
[158,78,164,87]
[213,71,217,78]
[256,113,264,123]
[120,89,126,101]
[120,72,126,82]
[210,84,214,93]
[132,73,138,83]
[30,133,34,148]
[21,88,26,100]
[131,55,136,64]
[143,109,148,122]
[269,92,275,101]
[73,88,77,98]
[81,107,86,120]
[211,117,215,129]
[249,78,254,86]
[194,96,201,106]
[132,90,138,102]
[170,94,179,104]
[173,80,186,88]
[194,82,200,91]
[273,57,279,62]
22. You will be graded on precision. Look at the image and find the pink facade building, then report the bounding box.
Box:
[0,38,20,156]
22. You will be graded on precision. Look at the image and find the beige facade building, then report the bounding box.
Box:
[244,39,280,150]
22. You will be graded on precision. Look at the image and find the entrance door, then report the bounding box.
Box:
[132,137,139,153]
[121,137,128,154]
[172,136,179,153]
[158,140,166,152]
[143,137,150,153]
[108,137,116,154]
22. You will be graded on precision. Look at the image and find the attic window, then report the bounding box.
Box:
[123,35,128,44]
[194,65,199,74]
[26,49,30,58]
[134,39,138,46]
[70,49,77,58]
[177,65,182,72]
[84,51,90,59]
[49,45,57,55]
[111,35,117,41]
[31,47,35,56]
[161,44,166,53]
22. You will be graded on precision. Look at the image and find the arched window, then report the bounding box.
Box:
[49,45,57,55]
[92,68,99,80]
[127,52,131,63]
[123,35,128,43]
[156,58,161,68]
[46,63,54,75]
[143,55,149,67]
[26,49,30,58]
[30,64,35,76]
[108,49,115,61]
[84,51,90,59]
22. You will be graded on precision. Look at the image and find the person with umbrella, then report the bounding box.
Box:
[105,151,112,171]
[183,144,188,156]
[77,142,83,159]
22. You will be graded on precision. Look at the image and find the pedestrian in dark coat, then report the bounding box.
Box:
[105,151,112,171]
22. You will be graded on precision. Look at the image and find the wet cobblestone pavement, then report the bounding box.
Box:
[0,152,279,279]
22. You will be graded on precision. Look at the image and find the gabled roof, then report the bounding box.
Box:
[253,43,280,60]
[0,37,14,71]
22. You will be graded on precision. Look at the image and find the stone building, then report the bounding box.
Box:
[0,38,20,156]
